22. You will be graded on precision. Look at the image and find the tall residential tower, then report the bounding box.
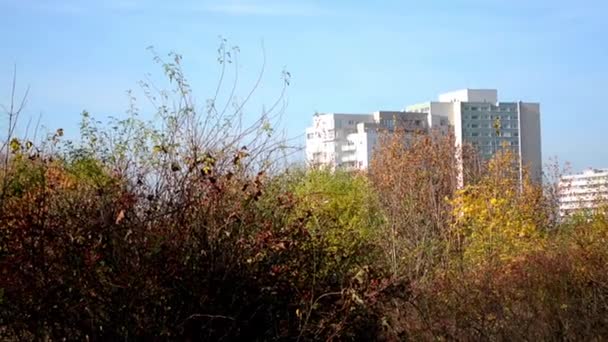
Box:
[407,89,542,183]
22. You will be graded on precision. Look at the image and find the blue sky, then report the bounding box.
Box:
[1,0,607,171]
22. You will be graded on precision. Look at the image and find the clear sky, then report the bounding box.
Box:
[1,0,607,171]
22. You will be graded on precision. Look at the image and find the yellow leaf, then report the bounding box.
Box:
[9,138,21,153]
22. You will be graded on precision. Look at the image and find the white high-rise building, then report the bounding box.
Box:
[559,168,608,217]
[407,89,542,183]
[305,111,447,170]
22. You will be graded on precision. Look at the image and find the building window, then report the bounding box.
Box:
[307,133,314,139]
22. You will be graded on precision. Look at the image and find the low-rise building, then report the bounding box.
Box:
[559,168,608,217]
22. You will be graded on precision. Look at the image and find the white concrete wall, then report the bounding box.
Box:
[450,104,465,187]
[430,102,455,119]
[438,89,498,103]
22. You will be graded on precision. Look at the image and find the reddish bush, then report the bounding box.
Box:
[0,152,391,340]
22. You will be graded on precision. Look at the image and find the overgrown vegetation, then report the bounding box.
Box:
[1,44,607,341]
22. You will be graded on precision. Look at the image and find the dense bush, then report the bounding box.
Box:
[1,46,393,341]
[2,46,608,340]
[1,148,396,340]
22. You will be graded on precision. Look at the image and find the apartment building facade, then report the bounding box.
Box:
[305,89,542,182]
[305,111,445,170]
[407,89,542,183]
[559,168,608,217]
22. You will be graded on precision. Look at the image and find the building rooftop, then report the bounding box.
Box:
[562,168,608,179]
[438,89,498,103]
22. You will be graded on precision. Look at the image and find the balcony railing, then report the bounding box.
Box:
[341,155,357,163]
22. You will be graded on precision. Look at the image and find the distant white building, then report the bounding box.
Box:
[305,111,447,170]
[305,89,542,183]
[559,168,608,217]
[407,89,542,184]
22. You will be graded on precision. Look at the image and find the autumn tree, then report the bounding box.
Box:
[450,147,547,267]
[369,129,459,280]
